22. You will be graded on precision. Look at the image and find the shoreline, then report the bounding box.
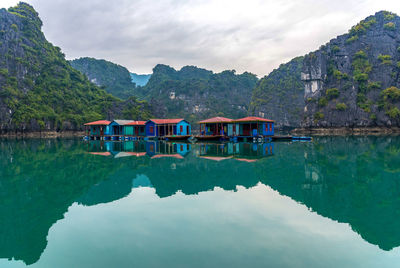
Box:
[291,127,400,136]
[0,131,85,138]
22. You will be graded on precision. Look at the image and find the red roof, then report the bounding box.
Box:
[235,158,258,163]
[89,152,111,156]
[84,120,111,126]
[151,154,184,159]
[198,117,232,124]
[233,116,274,123]
[149,119,184,124]
[126,121,147,126]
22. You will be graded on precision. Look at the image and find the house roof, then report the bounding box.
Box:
[199,156,233,161]
[126,121,147,126]
[112,119,136,125]
[151,154,184,159]
[148,119,185,124]
[84,120,111,126]
[89,152,111,156]
[198,117,232,124]
[232,116,274,123]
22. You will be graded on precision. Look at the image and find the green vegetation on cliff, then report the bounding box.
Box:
[250,57,304,127]
[136,64,258,123]
[0,3,150,132]
[70,57,138,99]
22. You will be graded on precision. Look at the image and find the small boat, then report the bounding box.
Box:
[271,136,293,141]
[292,136,312,141]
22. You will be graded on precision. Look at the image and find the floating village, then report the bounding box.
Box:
[84,116,311,142]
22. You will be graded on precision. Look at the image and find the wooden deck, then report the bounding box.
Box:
[195,135,228,141]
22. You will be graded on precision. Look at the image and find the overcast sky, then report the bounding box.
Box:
[1,0,400,76]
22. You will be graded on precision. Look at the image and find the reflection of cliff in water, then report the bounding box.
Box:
[1,137,400,265]
[0,139,147,265]
[255,136,400,251]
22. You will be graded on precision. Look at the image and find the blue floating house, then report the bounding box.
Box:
[145,119,191,139]
[84,120,111,140]
[231,117,274,137]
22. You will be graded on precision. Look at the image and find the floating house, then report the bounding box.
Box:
[197,117,232,140]
[109,120,134,137]
[125,121,146,137]
[84,120,111,140]
[145,119,191,139]
[231,117,274,139]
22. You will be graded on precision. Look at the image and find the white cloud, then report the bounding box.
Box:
[5,0,400,76]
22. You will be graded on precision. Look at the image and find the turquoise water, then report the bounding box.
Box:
[0,137,400,267]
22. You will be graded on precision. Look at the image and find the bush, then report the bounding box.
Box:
[332,46,340,53]
[336,103,347,111]
[370,113,377,120]
[0,68,8,76]
[378,54,392,65]
[383,11,395,20]
[346,35,359,44]
[354,50,367,59]
[354,73,368,82]
[397,62,400,68]
[387,107,400,119]
[398,47,400,53]
[367,81,381,91]
[314,112,324,120]
[326,88,339,99]
[384,22,396,31]
[11,24,18,31]
[318,97,328,107]
[333,69,348,80]
[381,86,400,101]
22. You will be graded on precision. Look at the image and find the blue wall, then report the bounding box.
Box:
[262,122,274,136]
[90,125,111,135]
[146,120,191,137]
[145,121,157,137]
[177,120,191,135]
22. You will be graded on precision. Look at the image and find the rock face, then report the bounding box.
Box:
[301,11,400,128]
[0,3,151,133]
[70,57,138,99]
[249,57,304,128]
[137,64,258,123]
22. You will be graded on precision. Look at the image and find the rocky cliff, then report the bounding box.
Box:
[301,11,400,128]
[0,3,151,133]
[70,57,138,99]
[249,57,304,128]
[137,64,258,123]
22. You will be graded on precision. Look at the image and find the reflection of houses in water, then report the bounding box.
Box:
[87,140,191,159]
[198,142,274,162]
[146,141,191,158]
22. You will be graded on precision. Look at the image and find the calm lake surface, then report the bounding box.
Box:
[1,137,400,267]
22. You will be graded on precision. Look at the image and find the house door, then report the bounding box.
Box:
[186,125,190,135]
[100,127,104,136]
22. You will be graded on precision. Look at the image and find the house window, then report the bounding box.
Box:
[269,124,272,132]
[180,125,183,133]
[150,126,154,134]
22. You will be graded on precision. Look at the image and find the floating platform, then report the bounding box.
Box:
[164,135,192,141]
[195,135,228,141]
[271,136,312,141]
